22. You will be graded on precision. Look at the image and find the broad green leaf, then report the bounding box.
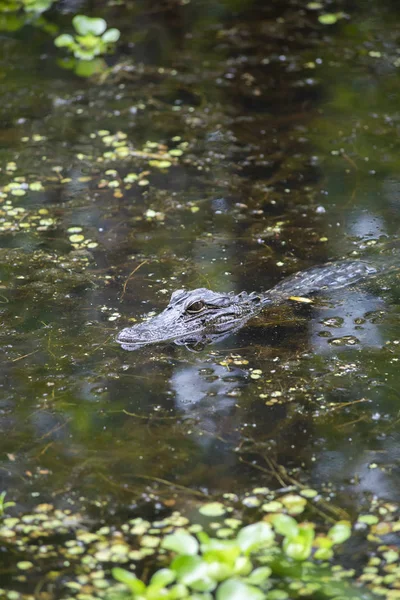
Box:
[112,568,146,594]
[102,28,120,43]
[246,566,272,584]
[216,578,265,600]
[328,521,351,545]
[206,560,233,581]
[202,539,240,566]
[314,547,334,560]
[149,568,176,588]
[236,522,274,554]
[23,0,53,13]
[314,535,333,551]
[163,582,188,599]
[199,502,226,517]
[73,15,107,36]
[282,526,315,561]
[272,514,299,538]
[76,34,99,49]
[171,555,216,592]
[54,34,74,47]
[233,556,253,576]
[162,531,199,555]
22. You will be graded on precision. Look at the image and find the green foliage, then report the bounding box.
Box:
[318,12,346,25]
[0,0,55,32]
[54,15,120,61]
[110,517,356,600]
[0,0,54,14]
[21,0,53,12]
[0,491,15,517]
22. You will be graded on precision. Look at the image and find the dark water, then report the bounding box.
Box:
[0,0,399,529]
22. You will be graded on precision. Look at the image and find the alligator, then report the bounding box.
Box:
[117,260,378,350]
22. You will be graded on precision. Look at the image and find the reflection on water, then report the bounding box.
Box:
[310,288,385,354]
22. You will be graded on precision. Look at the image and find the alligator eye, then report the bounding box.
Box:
[186,301,206,314]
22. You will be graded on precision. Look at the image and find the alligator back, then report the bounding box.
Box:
[262,260,377,305]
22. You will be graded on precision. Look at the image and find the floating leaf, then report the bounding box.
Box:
[171,555,216,592]
[357,514,378,525]
[17,561,33,570]
[150,568,176,588]
[54,34,74,47]
[318,13,338,24]
[201,538,241,567]
[216,578,265,600]
[199,502,226,517]
[162,531,199,555]
[280,494,307,515]
[69,234,85,243]
[102,28,120,43]
[328,521,351,545]
[282,525,314,561]
[300,489,318,499]
[73,15,107,36]
[314,546,333,560]
[245,566,272,584]
[261,501,282,513]
[272,514,299,538]
[236,522,274,554]
[112,568,146,594]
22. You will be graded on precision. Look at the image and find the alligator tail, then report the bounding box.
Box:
[261,260,377,305]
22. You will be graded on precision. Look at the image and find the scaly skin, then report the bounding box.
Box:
[117,260,377,350]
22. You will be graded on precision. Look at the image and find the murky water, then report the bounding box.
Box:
[0,0,400,556]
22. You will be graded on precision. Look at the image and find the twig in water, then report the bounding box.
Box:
[121,260,148,300]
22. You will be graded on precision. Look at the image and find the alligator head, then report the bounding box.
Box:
[117,287,263,351]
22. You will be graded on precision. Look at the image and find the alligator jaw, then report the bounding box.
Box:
[116,287,259,349]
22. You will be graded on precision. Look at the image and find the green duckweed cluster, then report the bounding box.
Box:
[0,129,187,244]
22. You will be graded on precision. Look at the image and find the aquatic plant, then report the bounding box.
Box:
[55,15,120,61]
[0,491,15,517]
[110,515,360,600]
[0,0,54,14]
[0,0,55,31]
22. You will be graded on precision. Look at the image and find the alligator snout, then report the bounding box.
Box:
[117,324,150,345]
